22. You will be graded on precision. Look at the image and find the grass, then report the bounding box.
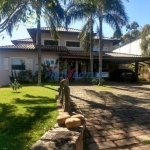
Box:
[0,83,59,150]
[95,85,113,91]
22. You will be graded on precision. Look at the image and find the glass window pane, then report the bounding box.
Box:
[66,41,80,47]
[44,40,58,46]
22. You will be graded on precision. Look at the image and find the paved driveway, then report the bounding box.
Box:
[70,82,150,150]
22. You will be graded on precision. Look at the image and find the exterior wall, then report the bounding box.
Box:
[0,51,59,86]
[37,33,82,51]
[36,32,114,51]
[113,39,142,55]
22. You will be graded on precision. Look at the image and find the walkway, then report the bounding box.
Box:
[70,82,150,150]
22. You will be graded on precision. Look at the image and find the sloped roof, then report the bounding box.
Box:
[66,50,144,57]
[28,27,81,33]
[11,38,33,45]
[0,43,35,50]
[0,44,68,52]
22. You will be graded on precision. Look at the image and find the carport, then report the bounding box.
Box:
[60,51,150,80]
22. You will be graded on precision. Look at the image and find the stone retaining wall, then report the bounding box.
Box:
[29,96,85,150]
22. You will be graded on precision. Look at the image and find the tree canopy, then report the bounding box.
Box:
[140,24,150,56]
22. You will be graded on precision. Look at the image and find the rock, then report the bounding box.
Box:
[65,118,81,129]
[57,115,70,125]
[71,114,84,121]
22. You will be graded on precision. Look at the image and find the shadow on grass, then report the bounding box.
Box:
[0,95,57,150]
[69,85,150,149]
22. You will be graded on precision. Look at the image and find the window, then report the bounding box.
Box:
[44,59,55,67]
[11,58,25,70]
[44,40,58,46]
[93,46,99,51]
[66,41,80,47]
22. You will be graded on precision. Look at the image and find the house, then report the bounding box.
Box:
[0,27,150,86]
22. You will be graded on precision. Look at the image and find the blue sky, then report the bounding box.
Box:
[0,0,150,46]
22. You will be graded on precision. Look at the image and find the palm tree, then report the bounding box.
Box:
[1,0,65,86]
[66,0,97,75]
[32,0,65,86]
[0,0,30,35]
[96,0,128,85]
[67,0,128,85]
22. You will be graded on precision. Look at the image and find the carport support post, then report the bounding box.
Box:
[135,61,139,81]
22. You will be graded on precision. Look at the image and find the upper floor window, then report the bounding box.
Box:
[44,40,58,46]
[66,41,80,47]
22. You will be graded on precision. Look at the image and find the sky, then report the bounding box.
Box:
[0,0,150,46]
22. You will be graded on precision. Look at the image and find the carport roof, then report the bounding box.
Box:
[65,50,144,57]
[60,50,150,64]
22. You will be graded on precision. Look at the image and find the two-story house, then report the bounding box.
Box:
[0,27,149,86]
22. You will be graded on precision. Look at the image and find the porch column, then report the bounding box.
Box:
[135,61,139,81]
[65,59,67,77]
[75,60,78,80]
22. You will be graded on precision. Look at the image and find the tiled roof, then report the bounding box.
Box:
[0,44,68,52]
[11,38,33,42]
[67,50,145,58]
[28,27,81,33]
[103,52,144,57]
[0,43,35,50]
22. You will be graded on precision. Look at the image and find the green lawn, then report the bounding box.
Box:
[0,83,59,150]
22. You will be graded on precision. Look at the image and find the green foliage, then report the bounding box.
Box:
[81,74,92,83]
[140,24,150,56]
[35,59,59,82]
[9,70,33,83]
[9,70,17,83]
[10,79,22,91]
[17,70,33,83]
[138,77,147,81]
[91,77,105,85]
[120,21,140,45]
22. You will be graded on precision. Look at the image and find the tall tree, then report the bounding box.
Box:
[140,24,150,56]
[66,0,97,75]
[121,21,140,45]
[34,0,64,86]
[1,0,65,86]
[96,0,128,85]
[0,0,31,35]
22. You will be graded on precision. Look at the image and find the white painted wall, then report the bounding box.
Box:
[113,38,142,55]
[36,32,114,52]
[0,51,59,86]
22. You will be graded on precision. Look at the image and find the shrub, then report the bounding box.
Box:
[10,79,22,91]
[91,77,105,85]
[138,77,147,81]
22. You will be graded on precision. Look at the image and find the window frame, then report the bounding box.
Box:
[42,38,60,46]
[65,40,81,48]
[10,57,26,71]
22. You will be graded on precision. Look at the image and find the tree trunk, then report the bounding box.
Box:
[99,12,103,86]
[90,14,93,77]
[37,1,42,86]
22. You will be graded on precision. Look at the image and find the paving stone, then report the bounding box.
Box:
[131,144,150,150]
[88,141,116,150]
[124,126,143,132]
[114,137,139,147]
[108,129,126,135]
[106,134,126,141]
[112,122,129,128]
[124,130,146,137]
[86,137,106,144]
[90,130,110,136]
[136,134,150,142]
[94,124,113,130]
